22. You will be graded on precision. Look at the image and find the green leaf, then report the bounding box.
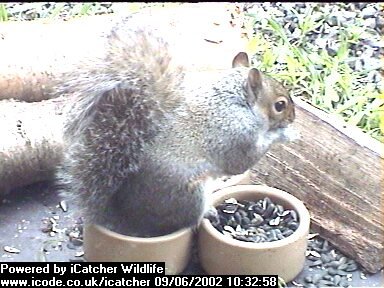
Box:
[48,3,66,19]
[336,41,348,61]
[324,84,340,104]
[262,49,278,68]
[0,4,8,21]
[246,35,261,55]
[79,3,93,16]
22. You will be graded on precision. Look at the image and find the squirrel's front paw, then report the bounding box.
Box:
[204,206,219,225]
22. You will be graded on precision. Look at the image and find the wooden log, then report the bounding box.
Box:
[248,97,384,273]
[0,97,65,194]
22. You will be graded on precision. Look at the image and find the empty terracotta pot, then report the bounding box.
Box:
[198,184,310,282]
[84,224,193,275]
[82,171,250,274]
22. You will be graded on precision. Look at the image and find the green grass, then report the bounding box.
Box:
[0,3,181,21]
[0,4,8,21]
[244,6,383,142]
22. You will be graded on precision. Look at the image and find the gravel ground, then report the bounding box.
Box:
[1,182,383,288]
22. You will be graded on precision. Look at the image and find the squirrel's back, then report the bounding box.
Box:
[57,16,186,235]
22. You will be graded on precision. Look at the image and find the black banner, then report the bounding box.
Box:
[0,263,278,288]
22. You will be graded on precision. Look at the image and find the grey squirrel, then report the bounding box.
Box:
[57,16,295,237]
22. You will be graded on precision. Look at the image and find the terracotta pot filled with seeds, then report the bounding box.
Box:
[84,224,193,275]
[198,184,310,282]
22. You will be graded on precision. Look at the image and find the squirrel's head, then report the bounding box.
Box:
[232,52,295,130]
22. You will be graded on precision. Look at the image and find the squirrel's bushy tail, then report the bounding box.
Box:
[60,17,185,138]
[56,16,185,222]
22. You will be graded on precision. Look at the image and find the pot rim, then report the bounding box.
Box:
[201,184,311,249]
[86,224,193,244]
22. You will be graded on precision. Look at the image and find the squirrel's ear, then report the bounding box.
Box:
[245,68,263,104]
[232,52,250,68]
[247,68,263,90]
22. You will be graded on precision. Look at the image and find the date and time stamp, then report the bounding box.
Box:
[153,275,279,287]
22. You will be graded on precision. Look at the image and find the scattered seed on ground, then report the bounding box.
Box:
[3,246,21,254]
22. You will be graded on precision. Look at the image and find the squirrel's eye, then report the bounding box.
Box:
[274,100,287,112]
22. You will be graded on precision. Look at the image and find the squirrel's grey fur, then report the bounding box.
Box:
[57,16,295,237]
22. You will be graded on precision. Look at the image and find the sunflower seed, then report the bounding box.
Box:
[241,216,251,226]
[59,200,68,212]
[3,246,20,254]
[282,229,294,237]
[321,253,333,263]
[307,255,321,261]
[327,260,341,268]
[333,274,341,285]
[312,273,324,284]
[309,250,322,258]
[71,238,83,247]
[233,211,241,222]
[227,217,237,227]
[225,198,238,204]
[345,262,358,272]
[338,256,347,265]
[290,210,298,221]
[223,204,237,214]
[253,206,265,215]
[323,275,333,281]
[291,280,304,287]
[276,204,284,215]
[269,216,280,226]
[321,240,330,252]
[308,233,319,240]
[318,279,335,286]
[304,275,313,283]
[338,263,348,270]
[328,267,349,276]
[262,197,272,209]
[309,260,323,267]
[339,279,349,287]
[263,203,275,218]
[238,210,247,217]
[251,214,264,226]
[360,272,367,279]
[223,225,236,233]
[288,221,299,230]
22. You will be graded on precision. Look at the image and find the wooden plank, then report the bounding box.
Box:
[248,97,383,273]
